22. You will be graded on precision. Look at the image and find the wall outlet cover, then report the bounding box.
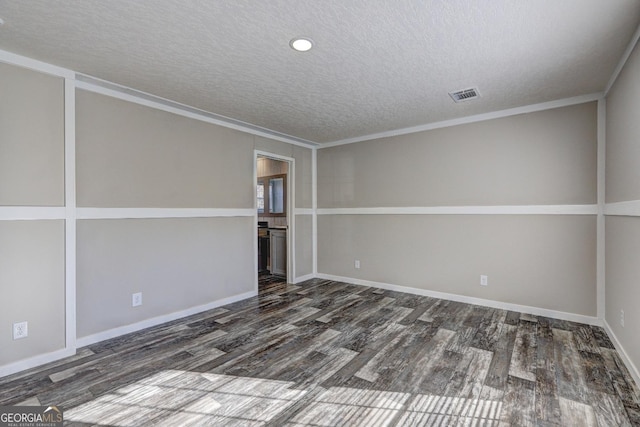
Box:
[132,292,143,307]
[354,260,361,269]
[13,321,28,340]
[480,275,488,286]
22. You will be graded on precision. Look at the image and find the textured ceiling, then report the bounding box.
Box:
[0,1,639,144]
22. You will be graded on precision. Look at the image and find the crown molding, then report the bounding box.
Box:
[0,48,74,79]
[320,93,602,148]
[605,22,640,96]
[75,75,319,149]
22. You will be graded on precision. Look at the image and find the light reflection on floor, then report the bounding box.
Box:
[65,370,502,426]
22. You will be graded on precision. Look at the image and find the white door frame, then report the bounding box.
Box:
[254,150,295,288]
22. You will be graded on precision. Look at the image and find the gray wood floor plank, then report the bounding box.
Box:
[535,318,561,425]
[559,396,598,427]
[483,324,517,390]
[508,320,537,382]
[447,347,493,402]
[499,375,535,427]
[470,309,509,352]
[553,328,590,404]
[573,326,601,354]
[1,275,638,426]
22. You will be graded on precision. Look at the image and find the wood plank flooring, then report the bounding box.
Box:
[1,275,639,426]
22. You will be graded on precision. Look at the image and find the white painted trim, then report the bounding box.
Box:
[321,93,602,148]
[76,290,257,348]
[605,200,640,217]
[602,320,640,390]
[227,152,293,166]
[293,273,315,284]
[253,154,259,294]
[77,208,255,219]
[597,99,606,319]
[76,79,317,149]
[316,273,601,326]
[290,160,296,281]
[605,22,640,96]
[0,348,76,379]
[0,207,66,220]
[0,48,75,79]
[294,208,314,215]
[317,205,598,216]
[312,147,318,276]
[64,78,77,354]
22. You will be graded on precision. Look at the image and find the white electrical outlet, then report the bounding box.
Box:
[13,321,28,340]
[132,292,143,307]
[354,260,360,269]
[620,309,625,328]
[480,275,488,286]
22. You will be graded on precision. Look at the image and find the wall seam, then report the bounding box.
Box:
[312,147,318,276]
[64,77,77,355]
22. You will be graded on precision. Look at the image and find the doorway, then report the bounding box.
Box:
[255,152,294,285]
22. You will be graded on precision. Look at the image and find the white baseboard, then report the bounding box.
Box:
[602,320,640,389]
[315,273,601,326]
[76,290,257,348]
[0,347,76,379]
[293,273,315,284]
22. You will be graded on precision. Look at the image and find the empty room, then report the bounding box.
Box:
[1,1,640,425]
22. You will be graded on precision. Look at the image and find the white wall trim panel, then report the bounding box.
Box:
[0,48,75,79]
[316,273,601,326]
[321,93,602,148]
[0,348,76,379]
[597,98,606,319]
[602,320,640,392]
[605,22,640,96]
[289,156,296,281]
[294,208,314,215]
[75,80,317,149]
[312,147,318,276]
[293,273,315,284]
[0,207,66,220]
[605,200,640,217]
[253,154,259,294]
[76,208,255,219]
[64,78,77,354]
[76,290,257,348]
[317,205,598,216]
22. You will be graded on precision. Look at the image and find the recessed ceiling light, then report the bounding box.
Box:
[290,37,313,52]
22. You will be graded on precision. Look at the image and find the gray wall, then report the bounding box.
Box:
[318,103,598,316]
[76,90,255,209]
[77,217,254,337]
[76,90,313,339]
[605,39,640,372]
[319,103,597,208]
[0,62,66,366]
[0,221,66,366]
[0,62,64,206]
[295,214,314,277]
[0,57,313,372]
[319,215,596,315]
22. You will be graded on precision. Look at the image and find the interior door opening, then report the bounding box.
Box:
[256,153,293,285]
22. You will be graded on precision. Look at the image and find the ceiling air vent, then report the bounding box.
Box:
[449,87,480,103]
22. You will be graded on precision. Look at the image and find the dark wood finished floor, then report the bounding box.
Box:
[1,276,639,426]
